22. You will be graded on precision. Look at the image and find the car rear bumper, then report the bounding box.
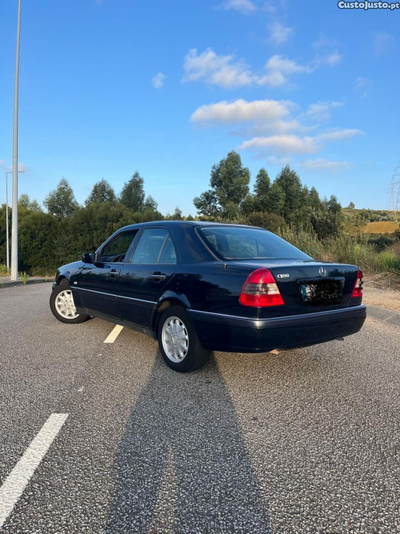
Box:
[189,304,367,353]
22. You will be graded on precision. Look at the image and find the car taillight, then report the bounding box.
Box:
[351,269,363,298]
[239,268,284,307]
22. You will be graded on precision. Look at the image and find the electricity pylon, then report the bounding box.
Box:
[388,164,400,213]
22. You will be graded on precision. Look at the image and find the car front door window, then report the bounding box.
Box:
[101,232,138,263]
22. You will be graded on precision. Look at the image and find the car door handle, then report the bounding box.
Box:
[106,269,118,278]
[150,272,166,282]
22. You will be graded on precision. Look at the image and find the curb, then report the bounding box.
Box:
[0,279,53,290]
[367,306,400,327]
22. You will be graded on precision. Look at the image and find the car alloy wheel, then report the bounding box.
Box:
[161,315,189,363]
[55,289,79,320]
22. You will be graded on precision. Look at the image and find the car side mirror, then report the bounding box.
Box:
[82,252,94,264]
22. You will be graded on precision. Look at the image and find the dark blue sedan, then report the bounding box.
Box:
[50,221,366,372]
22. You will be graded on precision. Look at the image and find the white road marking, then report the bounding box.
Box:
[0,413,69,529]
[104,324,124,344]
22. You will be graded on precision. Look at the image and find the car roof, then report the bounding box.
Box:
[119,220,263,231]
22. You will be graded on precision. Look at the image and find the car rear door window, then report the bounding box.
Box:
[131,228,168,264]
[158,236,177,264]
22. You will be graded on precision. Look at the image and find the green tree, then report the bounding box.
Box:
[254,168,271,211]
[274,165,304,226]
[172,207,183,220]
[245,212,286,233]
[240,194,258,217]
[18,194,42,212]
[348,201,355,209]
[193,190,221,218]
[19,211,59,273]
[311,195,343,239]
[265,182,285,215]
[143,195,158,212]
[309,187,322,211]
[120,172,145,212]
[85,179,117,205]
[194,151,250,219]
[44,178,78,220]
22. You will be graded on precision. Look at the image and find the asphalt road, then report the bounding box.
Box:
[0,283,399,534]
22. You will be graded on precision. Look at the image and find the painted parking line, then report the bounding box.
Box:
[0,413,69,529]
[104,324,124,344]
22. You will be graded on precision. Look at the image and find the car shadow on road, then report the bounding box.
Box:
[104,354,271,534]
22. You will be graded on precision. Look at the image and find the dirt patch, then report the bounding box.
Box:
[363,283,400,312]
[364,272,400,291]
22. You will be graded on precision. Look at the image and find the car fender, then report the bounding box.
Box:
[151,290,191,331]
[54,261,84,288]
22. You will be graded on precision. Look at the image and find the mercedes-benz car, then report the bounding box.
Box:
[50,221,366,372]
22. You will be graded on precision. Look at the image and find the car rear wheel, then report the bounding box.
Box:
[50,280,90,324]
[157,305,210,372]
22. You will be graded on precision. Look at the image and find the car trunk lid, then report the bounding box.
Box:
[231,259,360,316]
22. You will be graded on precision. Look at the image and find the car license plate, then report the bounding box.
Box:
[300,280,343,303]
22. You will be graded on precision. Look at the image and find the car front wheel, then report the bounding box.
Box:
[50,280,89,324]
[157,305,210,372]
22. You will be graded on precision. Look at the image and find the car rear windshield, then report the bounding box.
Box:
[198,227,312,261]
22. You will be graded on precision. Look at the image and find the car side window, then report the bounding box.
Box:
[131,228,168,264]
[158,236,177,264]
[100,231,138,263]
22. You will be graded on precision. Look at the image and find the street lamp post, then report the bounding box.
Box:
[5,172,11,270]
[11,0,22,281]
[5,170,25,271]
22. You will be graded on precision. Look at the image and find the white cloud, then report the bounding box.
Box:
[264,0,289,14]
[183,48,312,89]
[18,163,29,172]
[318,128,362,142]
[4,162,29,172]
[189,96,362,161]
[324,50,342,66]
[190,99,305,136]
[311,33,343,66]
[372,31,394,56]
[313,33,337,49]
[218,0,256,14]
[182,48,252,88]
[191,99,304,135]
[240,134,317,155]
[239,128,362,156]
[0,159,5,167]
[268,22,294,46]
[304,101,344,122]
[355,77,369,90]
[354,76,371,98]
[183,48,338,89]
[151,72,166,89]
[191,99,291,124]
[266,155,291,166]
[300,159,352,173]
[260,54,312,87]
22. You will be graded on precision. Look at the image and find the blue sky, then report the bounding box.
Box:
[0,0,399,215]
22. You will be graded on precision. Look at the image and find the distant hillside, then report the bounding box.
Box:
[343,208,400,235]
[362,221,400,234]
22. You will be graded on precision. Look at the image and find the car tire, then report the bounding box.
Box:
[157,305,210,372]
[50,279,90,324]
